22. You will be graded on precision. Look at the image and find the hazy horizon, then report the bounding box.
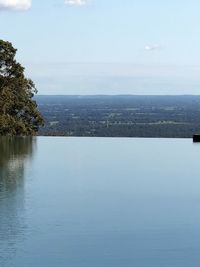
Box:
[36,94,200,96]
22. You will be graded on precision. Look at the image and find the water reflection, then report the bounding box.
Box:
[0,137,35,265]
[1,137,200,266]
[0,137,35,192]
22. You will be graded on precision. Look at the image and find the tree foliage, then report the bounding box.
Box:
[0,40,43,135]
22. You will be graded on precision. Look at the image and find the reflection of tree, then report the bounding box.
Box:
[0,137,35,193]
[0,137,35,265]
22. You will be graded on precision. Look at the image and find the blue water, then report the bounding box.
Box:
[0,137,200,267]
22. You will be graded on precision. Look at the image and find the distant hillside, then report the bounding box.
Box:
[36,95,200,138]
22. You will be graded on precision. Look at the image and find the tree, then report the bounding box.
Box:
[0,40,44,135]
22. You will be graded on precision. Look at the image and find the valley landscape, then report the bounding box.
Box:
[38,95,200,138]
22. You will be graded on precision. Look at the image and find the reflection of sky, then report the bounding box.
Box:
[1,137,200,266]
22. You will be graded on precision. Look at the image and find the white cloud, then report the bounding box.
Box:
[64,0,88,6]
[145,44,162,51]
[0,0,31,10]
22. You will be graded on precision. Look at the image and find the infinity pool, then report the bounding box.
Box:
[0,137,200,267]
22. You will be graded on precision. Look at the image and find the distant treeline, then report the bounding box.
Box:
[36,95,200,138]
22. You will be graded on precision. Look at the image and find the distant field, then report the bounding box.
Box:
[36,95,200,138]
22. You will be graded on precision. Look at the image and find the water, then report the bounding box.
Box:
[0,137,200,267]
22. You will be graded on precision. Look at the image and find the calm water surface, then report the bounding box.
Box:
[0,137,200,267]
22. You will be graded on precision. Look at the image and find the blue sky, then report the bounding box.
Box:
[1,0,200,95]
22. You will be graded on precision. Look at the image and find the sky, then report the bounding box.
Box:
[1,0,200,95]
